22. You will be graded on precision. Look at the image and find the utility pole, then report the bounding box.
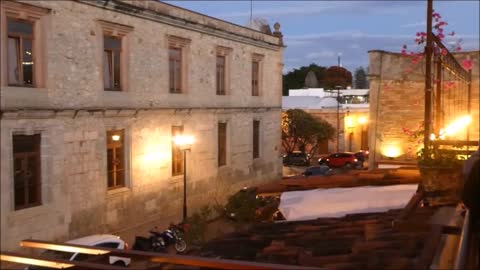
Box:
[423,0,433,150]
[336,86,342,152]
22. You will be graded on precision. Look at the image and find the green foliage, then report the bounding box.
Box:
[224,188,259,223]
[417,147,466,169]
[354,66,368,89]
[184,205,218,245]
[283,64,327,95]
[282,109,335,155]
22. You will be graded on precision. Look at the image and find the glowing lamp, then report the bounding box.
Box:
[358,116,367,125]
[173,135,194,149]
[111,134,121,141]
[382,145,402,158]
[345,116,355,128]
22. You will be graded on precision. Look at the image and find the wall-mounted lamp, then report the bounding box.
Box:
[111,134,121,141]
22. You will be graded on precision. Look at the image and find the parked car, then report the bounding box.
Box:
[303,165,332,176]
[318,152,358,168]
[354,151,368,168]
[283,151,311,166]
[27,234,131,269]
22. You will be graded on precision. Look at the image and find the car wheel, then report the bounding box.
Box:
[344,162,352,169]
[113,261,127,267]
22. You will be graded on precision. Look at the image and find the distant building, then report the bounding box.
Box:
[283,88,369,154]
[367,50,479,169]
[0,0,284,251]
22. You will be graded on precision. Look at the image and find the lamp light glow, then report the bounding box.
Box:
[111,134,121,141]
[381,144,402,158]
[173,135,194,147]
[439,115,472,138]
[20,241,110,255]
[358,116,367,125]
[0,254,74,269]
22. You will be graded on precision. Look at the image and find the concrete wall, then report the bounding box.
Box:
[0,0,283,251]
[368,50,480,167]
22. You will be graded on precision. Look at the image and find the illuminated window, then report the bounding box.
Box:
[13,134,41,210]
[7,18,34,87]
[106,130,125,189]
[172,126,184,176]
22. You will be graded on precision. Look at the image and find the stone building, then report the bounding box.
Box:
[368,50,479,168]
[0,0,284,251]
[283,88,369,154]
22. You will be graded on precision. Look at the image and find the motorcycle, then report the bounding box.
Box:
[132,223,188,253]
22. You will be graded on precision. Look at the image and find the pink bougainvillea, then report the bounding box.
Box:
[461,59,473,70]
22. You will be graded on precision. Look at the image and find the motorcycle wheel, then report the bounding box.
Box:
[175,240,187,253]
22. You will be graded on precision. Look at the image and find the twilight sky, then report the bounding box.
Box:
[165,0,480,74]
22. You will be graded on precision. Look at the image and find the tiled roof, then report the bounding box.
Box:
[199,206,441,269]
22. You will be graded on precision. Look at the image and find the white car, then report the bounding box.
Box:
[27,234,131,269]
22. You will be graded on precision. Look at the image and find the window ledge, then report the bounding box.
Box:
[8,204,48,219]
[171,174,184,183]
[1,86,49,109]
[107,187,131,197]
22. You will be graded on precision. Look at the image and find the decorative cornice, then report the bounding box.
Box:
[1,0,50,20]
[1,106,282,119]
[216,45,233,55]
[97,19,134,37]
[167,35,191,48]
[76,0,281,51]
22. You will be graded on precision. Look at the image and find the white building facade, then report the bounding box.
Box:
[283,88,369,154]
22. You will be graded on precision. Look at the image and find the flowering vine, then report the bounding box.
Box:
[400,10,472,75]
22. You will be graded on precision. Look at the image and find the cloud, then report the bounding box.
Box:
[215,1,421,20]
[306,51,337,60]
[400,21,426,28]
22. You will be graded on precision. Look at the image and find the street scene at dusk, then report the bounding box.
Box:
[0,0,479,269]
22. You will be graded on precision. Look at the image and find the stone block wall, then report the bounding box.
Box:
[368,50,479,167]
[0,0,283,251]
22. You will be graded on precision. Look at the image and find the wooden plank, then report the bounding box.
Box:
[0,251,139,270]
[414,225,444,269]
[20,239,323,270]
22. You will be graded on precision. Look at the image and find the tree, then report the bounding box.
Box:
[282,109,335,156]
[354,66,368,89]
[323,66,352,89]
[283,64,327,95]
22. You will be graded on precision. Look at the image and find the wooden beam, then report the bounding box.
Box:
[414,225,444,269]
[0,251,137,270]
[20,239,323,270]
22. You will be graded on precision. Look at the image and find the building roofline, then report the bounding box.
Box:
[368,49,480,55]
[75,0,282,50]
[159,0,273,37]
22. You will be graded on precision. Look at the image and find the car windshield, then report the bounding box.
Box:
[42,250,74,260]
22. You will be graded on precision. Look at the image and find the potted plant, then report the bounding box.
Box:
[417,145,466,205]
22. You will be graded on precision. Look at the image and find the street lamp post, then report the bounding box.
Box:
[336,86,342,152]
[173,135,194,221]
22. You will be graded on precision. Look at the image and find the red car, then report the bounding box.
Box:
[318,152,358,168]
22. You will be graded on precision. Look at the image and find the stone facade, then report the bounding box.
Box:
[368,50,480,168]
[0,0,283,251]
